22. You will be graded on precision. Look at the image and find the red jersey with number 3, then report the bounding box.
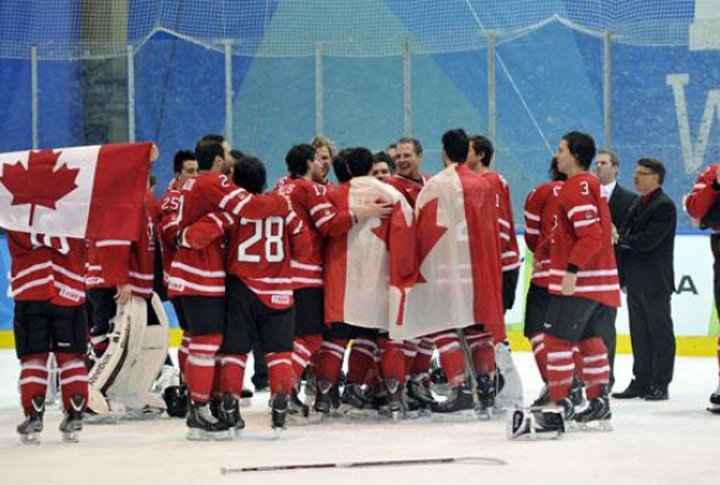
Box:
[226,206,310,309]
[548,172,620,307]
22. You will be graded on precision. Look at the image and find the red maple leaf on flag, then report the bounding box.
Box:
[0,150,79,226]
[416,197,447,283]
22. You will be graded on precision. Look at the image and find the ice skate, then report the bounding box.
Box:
[271,393,289,436]
[313,379,333,418]
[574,395,612,431]
[185,401,231,441]
[59,395,85,443]
[707,383,720,414]
[569,375,585,408]
[338,383,368,418]
[17,396,45,445]
[385,379,406,421]
[430,383,477,422]
[303,368,317,407]
[476,373,496,419]
[553,397,576,430]
[221,394,245,438]
[407,374,437,412]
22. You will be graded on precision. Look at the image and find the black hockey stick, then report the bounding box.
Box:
[221,456,507,474]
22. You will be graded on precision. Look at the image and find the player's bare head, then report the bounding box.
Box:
[441,129,469,164]
[346,147,375,178]
[332,148,354,183]
[371,151,395,182]
[195,138,226,172]
[286,143,318,179]
[549,157,567,182]
[232,156,267,194]
[395,137,423,178]
[558,131,596,171]
[311,136,335,183]
[173,149,196,174]
[468,135,494,168]
[386,143,398,161]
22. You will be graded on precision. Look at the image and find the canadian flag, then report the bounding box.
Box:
[0,143,152,240]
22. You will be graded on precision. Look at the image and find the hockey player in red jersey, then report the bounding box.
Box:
[315,147,414,419]
[157,150,198,379]
[167,135,289,439]
[186,155,311,434]
[278,143,386,418]
[400,129,504,416]
[9,232,89,443]
[523,159,566,405]
[542,132,620,427]
[684,163,720,413]
[385,138,436,411]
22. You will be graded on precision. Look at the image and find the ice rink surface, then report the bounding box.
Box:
[0,349,717,485]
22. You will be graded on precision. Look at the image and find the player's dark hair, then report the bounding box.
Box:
[637,157,665,185]
[549,158,567,181]
[232,156,267,194]
[442,129,469,163]
[374,151,396,173]
[346,147,375,178]
[229,149,246,162]
[199,133,225,144]
[332,148,354,183]
[173,150,195,174]
[562,131,596,170]
[195,139,225,171]
[286,144,317,178]
[469,135,494,167]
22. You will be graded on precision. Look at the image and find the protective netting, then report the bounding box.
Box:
[0,0,697,60]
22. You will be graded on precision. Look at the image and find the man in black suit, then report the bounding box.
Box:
[595,149,638,387]
[613,158,676,401]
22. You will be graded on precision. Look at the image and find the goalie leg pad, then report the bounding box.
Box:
[495,341,524,410]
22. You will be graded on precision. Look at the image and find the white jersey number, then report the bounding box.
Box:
[236,216,285,263]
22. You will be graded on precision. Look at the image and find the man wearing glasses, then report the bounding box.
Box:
[614,158,677,401]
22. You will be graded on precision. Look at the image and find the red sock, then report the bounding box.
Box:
[316,338,347,385]
[466,330,495,375]
[219,354,247,398]
[347,338,377,384]
[410,338,435,379]
[18,353,49,414]
[545,335,574,402]
[178,333,190,378]
[55,353,89,411]
[267,352,295,395]
[291,334,323,383]
[579,337,610,400]
[529,333,548,382]
[185,334,222,404]
[403,340,419,379]
[378,338,406,384]
[431,331,466,386]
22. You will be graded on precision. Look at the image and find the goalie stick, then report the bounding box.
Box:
[221,456,507,474]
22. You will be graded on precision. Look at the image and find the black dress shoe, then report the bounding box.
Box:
[644,384,669,401]
[611,380,647,399]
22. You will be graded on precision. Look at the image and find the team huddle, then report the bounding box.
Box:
[8,127,720,444]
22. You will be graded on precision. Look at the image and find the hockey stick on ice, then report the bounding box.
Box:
[221,456,507,474]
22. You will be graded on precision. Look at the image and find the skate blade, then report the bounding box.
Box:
[576,420,612,432]
[19,432,42,445]
[240,398,252,408]
[228,428,243,440]
[707,405,720,415]
[271,427,285,439]
[62,431,80,443]
[185,428,233,441]
[430,409,479,423]
[390,410,406,421]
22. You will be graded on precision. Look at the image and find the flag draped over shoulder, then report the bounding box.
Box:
[325,176,416,332]
[0,143,153,240]
[396,164,505,340]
